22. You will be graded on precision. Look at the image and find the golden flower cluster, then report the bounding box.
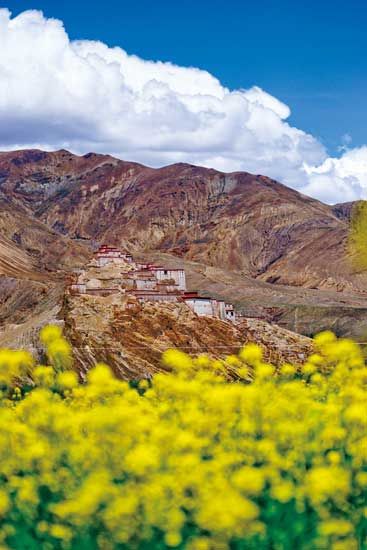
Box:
[0,327,365,549]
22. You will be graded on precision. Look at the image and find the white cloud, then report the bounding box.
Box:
[0,8,366,203]
[303,147,367,203]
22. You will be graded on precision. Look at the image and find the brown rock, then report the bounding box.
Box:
[62,292,313,380]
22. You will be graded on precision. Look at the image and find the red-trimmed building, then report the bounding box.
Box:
[70,245,236,322]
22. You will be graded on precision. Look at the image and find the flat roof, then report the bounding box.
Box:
[134,293,179,298]
[181,296,213,301]
[132,288,181,296]
[85,288,118,291]
[149,267,184,271]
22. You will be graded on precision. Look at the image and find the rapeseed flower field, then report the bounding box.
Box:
[0,325,365,549]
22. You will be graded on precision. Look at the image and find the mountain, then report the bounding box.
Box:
[0,148,367,352]
[0,149,362,289]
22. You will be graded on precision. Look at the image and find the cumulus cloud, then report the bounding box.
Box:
[0,8,366,203]
[303,147,367,203]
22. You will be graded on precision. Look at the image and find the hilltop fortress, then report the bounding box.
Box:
[69,245,236,323]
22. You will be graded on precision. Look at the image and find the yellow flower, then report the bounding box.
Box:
[56,371,78,390]
[186,537,211,550]
[279,364,296,377]
[40,324,63,345]
[314,331,337,348]
[331,540,358,550]
[305,467,350,504]
[223,355,240,370]
[49,523,72,541]
[0,491,9,516]
[344,403,367,425]
[355,471,367,487]
[164,531,182,547]
[239,343,263,365]
[47,338,72,370]
[195,355,211,368]
[0,327,362,549]
[319,519,353,537]
[327,451,341,465]
[162,349,193,371]
[256,364,274,379]
[270,480,295,503]
[87,363,114,385]
[33,365,55,387]
[232,467,264,495]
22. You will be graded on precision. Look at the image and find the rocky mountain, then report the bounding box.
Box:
[0,148,366,364]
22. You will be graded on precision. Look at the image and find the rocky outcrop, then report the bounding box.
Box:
[62,293,313,380]
[332,201,359,222]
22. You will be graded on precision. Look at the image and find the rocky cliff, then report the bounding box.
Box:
[62,293,313,380]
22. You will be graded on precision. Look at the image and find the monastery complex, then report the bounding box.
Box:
[69,245,236,323]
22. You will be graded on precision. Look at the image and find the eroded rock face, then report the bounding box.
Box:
[332,201,359,222]
[62,293,313,380]
[0,198,88,279]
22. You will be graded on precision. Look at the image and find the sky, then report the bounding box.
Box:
[1,0,367,203]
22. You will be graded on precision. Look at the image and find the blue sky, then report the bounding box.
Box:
[1,1,367,202]
[5,0,367,154]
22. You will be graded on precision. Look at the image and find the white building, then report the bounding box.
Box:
[225,303,236,322]
[94,245,133,267]
[150,267,186,291]
[182,295,215,317]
